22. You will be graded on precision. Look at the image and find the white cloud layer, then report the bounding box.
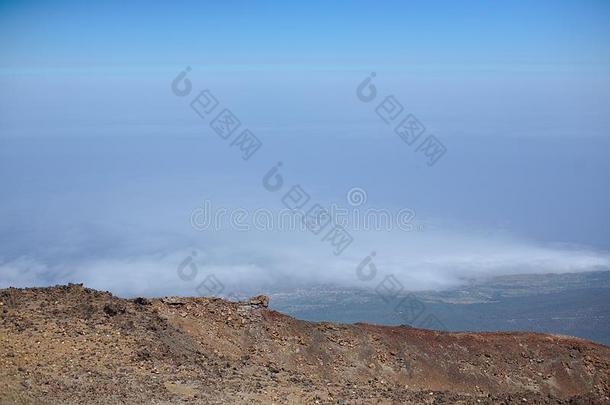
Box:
[2,228,608,297]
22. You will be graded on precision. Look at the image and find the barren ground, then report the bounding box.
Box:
[1,284,609,404]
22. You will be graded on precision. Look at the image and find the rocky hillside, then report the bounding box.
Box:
[1,284,609,404]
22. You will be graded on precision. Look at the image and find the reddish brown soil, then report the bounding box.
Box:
[1,284,609,404]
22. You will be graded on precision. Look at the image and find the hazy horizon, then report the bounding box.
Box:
[1,0,609,297]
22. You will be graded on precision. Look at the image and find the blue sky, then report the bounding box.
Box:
[1,1,609,296]
[1,0,609,69]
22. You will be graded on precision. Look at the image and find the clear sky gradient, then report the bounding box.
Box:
[1,0,609,69]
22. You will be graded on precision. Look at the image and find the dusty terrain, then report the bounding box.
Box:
[1,284,609,404]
